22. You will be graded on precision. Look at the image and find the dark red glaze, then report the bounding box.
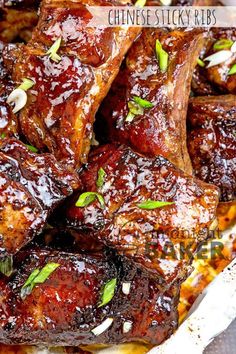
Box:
[192,28,236,96]
[0,248,179,346]
[97,28,204,174]
[58,144,219,284]
[0,138,80,258]
[188,95,236,202]
[11,0,140,167]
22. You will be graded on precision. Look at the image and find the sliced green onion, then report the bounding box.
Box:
[25,144,38,153]
[18,78,34,92]
[98,278,117,307]
[46,37,62,63]
[75,192,105,209]
[125,111,136,123]
[20,263,60,299]
[137,200,175,210]
[96,167,106,189]
[128,101,144,115]
[0,256,13,277]
[197,58,205,67]
[228,63,236,76]
[0,133,6,139]
[204,50,232,68]
[213,39,233,51]
[155,39,169,73]
[133,96,154,108]
[135,0,146,7]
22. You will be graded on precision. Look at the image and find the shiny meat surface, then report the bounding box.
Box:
[97,28,204,174]
[0,138,79,258]
[11,0,140,167]
[187,95,236,202]
[59,144,219,284]
[0,248,179,346]
[192,28,236,96]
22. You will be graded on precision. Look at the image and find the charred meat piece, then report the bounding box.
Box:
[192,28,236,96]
[0,138,79,258]
[58,144,219,284]
[0,248,179,346]
[97,28,204,174]
[11,0,140,168]
[187,95,236,202]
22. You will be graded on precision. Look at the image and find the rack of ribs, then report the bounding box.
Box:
[0,246,179,346]
[56,144,219,285]
[10,0,140,167]
[187,95,236,202]
[0,138,79,258]
[97,28,204,175]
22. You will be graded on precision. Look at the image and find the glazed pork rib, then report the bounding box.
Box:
[97,28,204,174]
[187,95,236,202]
[58,144,219,285]
[0,247,179,346]
[11,0,140,167]
[0,138,79,258]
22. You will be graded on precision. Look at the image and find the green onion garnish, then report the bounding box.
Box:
[25,144,38,153]
[0,256,13,277]
[155,39,169,73]
[96,167,106,189]
[0,133,6,139]
[133,96,154,109]
[137,200,174,210]
[197,58,205,68]
[98,278,117,307]
[135,0,146,7]
[75,192,105,209]
[213,39,233,51]
[20,262,60,299]
[46,37,62,63]
[18,78,35,92]
[228,63,236,76]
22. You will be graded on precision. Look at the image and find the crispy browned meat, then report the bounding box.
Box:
[0,6,38,42]
[187,95,236,202]
[0,247,179,346]
[10,0,140,168]
[58,144,219,285]
[0,138,79,258]
[97,28,204,175]
[192,28,236,96]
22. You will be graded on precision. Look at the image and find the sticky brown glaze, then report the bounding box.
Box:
[192,28,236,96]
[97,28,204,175]
[0,42,19,138]
[0,138,80,258]
[0,248,179,346]
[11,0,140,168]
[56,144,219,285]
[187,95,236,202]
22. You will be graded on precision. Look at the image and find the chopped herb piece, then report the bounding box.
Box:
[98,278,117,307]
[128,101,144,115]
[228,63,236,76]
[125,111,136,122]
[18,78,34,91]
[155,39,168,73]
[91,318,114,336]
[197,58,205,67]
[137,200,175,210]
[25,144,38,153]
[75,192,105,209]
[21,263,60,299]
[213,39,233,51]
[46,37,62,63]
[0,256,13,277]
[135,0,146,7]
[0,133,6,139]
[133,96,154,108]
[96,167,106,189]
